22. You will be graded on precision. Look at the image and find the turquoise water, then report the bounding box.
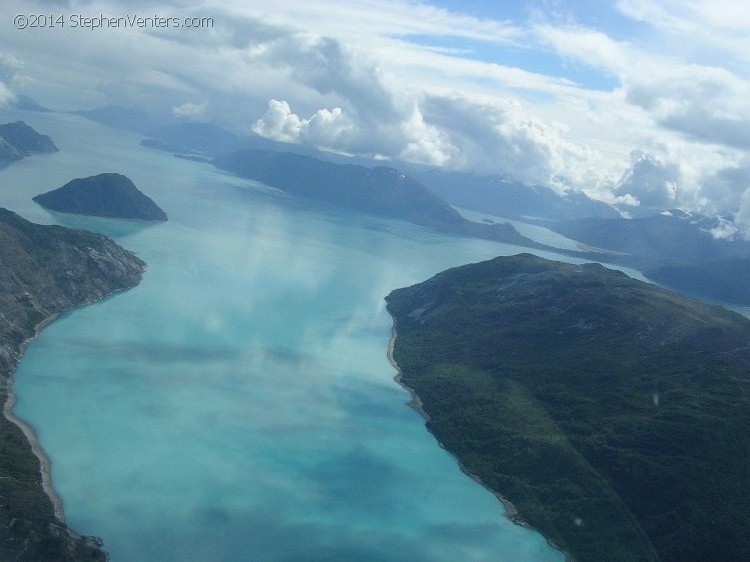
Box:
[0,111,573,561]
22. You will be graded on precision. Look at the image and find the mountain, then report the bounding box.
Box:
[33,173,168,221]
[410,169,619,221]
[213,149,577,250]
[0,121,58,164]
[543,211,750,304]
[386,253,750,562]
[645,257,750,305]
[141,122,242,156]
[549,211,750,266]
[0,208,146,561]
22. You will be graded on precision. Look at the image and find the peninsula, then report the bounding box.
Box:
[0,121,58,165]
[0,208,145,561]
[386,253,750,562]
[33,173,168,221]
[213,149,557,249]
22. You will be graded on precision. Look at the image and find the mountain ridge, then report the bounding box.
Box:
[213,148,600,253]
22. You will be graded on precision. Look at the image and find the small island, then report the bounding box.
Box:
[386,253,750,562]
[33,173,168,221]
[0,208,146,560]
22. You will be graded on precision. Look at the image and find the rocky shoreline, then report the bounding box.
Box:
[0,208,146,561]
[2,312,65,521]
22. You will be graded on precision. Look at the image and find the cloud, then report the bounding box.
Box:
[625,64,750,150]
[397,104,457,167]
[253,91,605,188]
[2,0,750,226]
[252,99,356,149]
[417,93,556,183]
[0,82,14,107]
[613,151,679,214]
[0,53,24,103]
[173,100,208,120]
[616,0,750,68]
[532,23,629,76]
[692,163,750,238]
[737,190,750,238]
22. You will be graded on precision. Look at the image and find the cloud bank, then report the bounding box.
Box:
[2,0,750,231]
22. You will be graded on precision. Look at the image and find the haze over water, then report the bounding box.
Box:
[0,111,574,561]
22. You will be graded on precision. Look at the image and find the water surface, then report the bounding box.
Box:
[2,110,573,561]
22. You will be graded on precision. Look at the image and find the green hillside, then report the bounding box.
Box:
[386,253,750,562]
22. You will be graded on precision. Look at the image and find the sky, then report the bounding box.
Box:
[2,0,750,232]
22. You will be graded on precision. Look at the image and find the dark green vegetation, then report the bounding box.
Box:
[214,149,565,249]
[386,254,750,562]
[0,208,146,561]
[34,173,167,221]
[0,122,58,165]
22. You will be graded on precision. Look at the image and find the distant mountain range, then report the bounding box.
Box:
[386,253,750,562]
[411,169,619,221]
[541,210,750,304]
[213,148,577,250]
[0,121,58,165]
[0,208,144,561]
[33,173,168,221]
[644,258,750,305]
[548,210,750,265]
[128,106,750,305]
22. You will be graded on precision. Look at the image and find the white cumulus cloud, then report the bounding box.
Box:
[253,99,356,150]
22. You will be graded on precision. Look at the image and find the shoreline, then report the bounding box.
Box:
[2,312,65,522]
[386,321,429,422]
[385,314,574,562]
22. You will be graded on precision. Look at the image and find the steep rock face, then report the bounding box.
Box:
[33,173,168,221]
[0,138,24,162]
[0,121,58,164]
[386,253,750,562]
[0,208,145,561]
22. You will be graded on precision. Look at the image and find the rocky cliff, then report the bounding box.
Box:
[0,208,145,561]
